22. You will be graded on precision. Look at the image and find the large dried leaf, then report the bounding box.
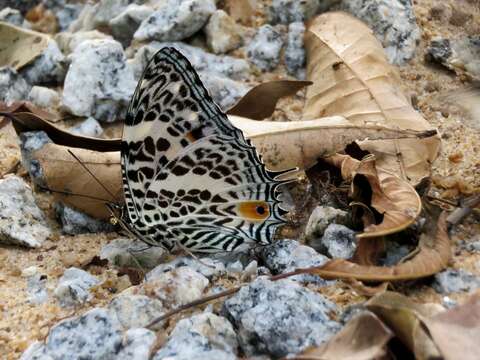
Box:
[231,115,437,172]
[33,143,122,218]
[365,291,443,359]
[306,210,451,281]
[293,312,393,360]
[325,154,421,238]
[421,291,480,360]
[304,12,440,185]
[0,22,49,70]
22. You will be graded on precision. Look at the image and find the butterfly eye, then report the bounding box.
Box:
[237,201,270,221]
[109,217,118,225]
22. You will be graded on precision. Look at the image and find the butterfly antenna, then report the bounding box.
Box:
[67,149,118,202]
[37,184,112,203]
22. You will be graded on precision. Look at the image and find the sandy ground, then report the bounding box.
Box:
[1,0,480,358]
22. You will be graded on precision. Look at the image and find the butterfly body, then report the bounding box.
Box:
[119,47,289,253]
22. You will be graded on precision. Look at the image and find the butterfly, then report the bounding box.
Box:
[108,47,291,253]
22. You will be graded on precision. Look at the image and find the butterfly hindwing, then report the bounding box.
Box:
[121,47,289,252]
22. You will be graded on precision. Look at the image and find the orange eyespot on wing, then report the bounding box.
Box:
[237,201,270,221]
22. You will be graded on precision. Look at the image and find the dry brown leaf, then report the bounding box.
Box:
[420,291,480,360]
[304,12,440,185]
[305,210,451,281]
[33,143,122,218]
[365,291,444,360]
[227,80,312,120]
[292,312,393,360]
[325,154,421,238]
[0,22,49,70]
[231,115,437,173]
[224,0,256,25]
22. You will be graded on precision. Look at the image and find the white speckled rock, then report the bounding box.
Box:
[110,4,154,47]
[46,308,123,359]
[198,72,250,110]
[26,272,49,305]
[55,30,113,55]
[205,10,242,54]
[20,39,66,85]
[0,67,30,105]
[69,0,131,32]
[54,267,100,307]
[222,278,339,357]
[43,0,84,31]
[142,266,209,307]
[320,224,357,259]
[304,206,348,241]
[285,22,306,77]
[20,342,52,360]
[341,0,420,65]
[28,86,60,109]
[117,328,157,360]
[55,203,114,235]
[0,7,25,27]
[0,175,51,248]
[62,39,136,122]
[68,117,103,137]
[433,268,480,294]
[153,313,238,360]
[268,0,324,24]
[134,0,216,42]
[101,237,167,269]
[109,294,166,330]
[130,41,250,81]
[247,25,284,71]
[19,131,52,187]
[147,256,225,280]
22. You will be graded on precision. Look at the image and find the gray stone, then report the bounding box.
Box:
[304,206,348,243]
[153,313,238,360]
[20,342,52,360]
[28,86,60,109]
[320,224,357,259]
[131,42,250,81]
[101,237,167,269]
[62,39,136,122]
[340,0,420,65]
[45,308,123,359]
[19,131,52,187]
[285,22,306,78]
[20,40,66,85]
[68,117,103,137]
[378,241,412,266]
[268,0,321,24]
[54,267,99,307]
[222,277,340,357]
[147,255,225,280]
[117,328,156,360]
[42,0,84,31]
[198,72,250,110]
[0,7,24,27]
[26,272,49,305]
[143,266,209,307]
[134,0,216,42]
[55,202,114,235]
[433,268,480,294]
[0,67,30,105]
[205,10,243,54]
[110,4,154,47]
[427,36,480,79]
[0,175,51,248]
[247,25,284,71]
[464,240,480,253]
[109,294,166,330]
[69,0,130,32]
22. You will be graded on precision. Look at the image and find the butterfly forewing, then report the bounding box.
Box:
[121,47,290,252]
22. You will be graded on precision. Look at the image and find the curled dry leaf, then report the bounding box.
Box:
[231,115,437,173]
[33,143,122,219]
[304,12,440,185]
[292,312,393,360]
[325,154,421,238]
[0,22,49,70]
[420,291,480,360]
[365,291,445,360]
[305,210,451,281]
